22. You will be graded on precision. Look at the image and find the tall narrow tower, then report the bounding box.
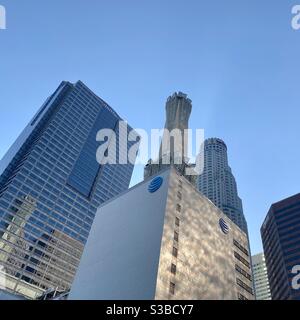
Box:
[144,92,196,185]
[197,138,247,233]
[159,92,192,162]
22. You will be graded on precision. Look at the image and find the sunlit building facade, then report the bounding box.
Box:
[70,167,254,300]
[252,253,271,300]
[0,81,136,299]
[197,138,247,233]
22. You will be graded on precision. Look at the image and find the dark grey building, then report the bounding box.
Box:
[0,81,137,299]
[261,193,300,300]
[197,138,247,233]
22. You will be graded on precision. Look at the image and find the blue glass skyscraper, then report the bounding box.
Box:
[0,81,137,299]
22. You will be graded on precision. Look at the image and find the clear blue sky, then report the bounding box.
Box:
[0,0,299,255]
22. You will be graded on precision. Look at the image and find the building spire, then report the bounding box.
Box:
[144,92,197,186]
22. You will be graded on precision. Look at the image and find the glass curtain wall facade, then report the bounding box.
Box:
[252,253,271,300]
[0,81,136,299]
[261,193,300,300]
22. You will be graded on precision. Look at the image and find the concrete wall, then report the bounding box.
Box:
[69,167,253,300]
[69,170,171,300]
[155,168,252,300]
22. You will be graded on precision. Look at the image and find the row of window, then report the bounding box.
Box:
[233,239,249,256]
[1,187,91,240]
[236,278,253,295]
[169,181,183,296]
[235,264,252,281]
[0,224,81,269]
[237,293,249,300]
[0,249,73,291]
[234,251,250,269]
[5,183,94,229]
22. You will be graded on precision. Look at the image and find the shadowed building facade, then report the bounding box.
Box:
[261,193,300,300]
[0,81,137,299]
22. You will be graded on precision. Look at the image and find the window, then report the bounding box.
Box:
[238,293,248,300]
[234,251,250,269]
[170,282,175,295]
[233,239,249,256]
[176,204,181,212]
[172,247,178,258]
[177,191,182,200]
[236,278,253,295]
[171,264,177,275]
[174,231,179,242]
[67,106,118,198]
[235,264,252,281]
[175,217,180,227]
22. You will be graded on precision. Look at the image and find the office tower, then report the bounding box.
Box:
[144,92,197,186]
[261,193,300,300]
[69,167,254,300]
[197,138,247,233]
[0,81,137,299]
[252,253,271,300]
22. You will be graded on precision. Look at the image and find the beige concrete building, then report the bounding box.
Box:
[69,167,254,300]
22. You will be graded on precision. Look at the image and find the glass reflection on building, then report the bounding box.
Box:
[0,81,137,299]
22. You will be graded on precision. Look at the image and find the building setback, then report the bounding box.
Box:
[0,81,137,299]
[197,138,247,233]
[69,167,254,300]
[261,193,300,300]
[252,253,271,300]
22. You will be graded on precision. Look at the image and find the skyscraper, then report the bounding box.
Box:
[197,138,247,233]
[144,92,197,186]
[69,91,254,300]
[261,193,300,300]
[252,253,271,300]
[69,167,254,300]
[0,81,137,299]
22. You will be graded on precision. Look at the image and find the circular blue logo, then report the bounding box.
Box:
[219,218,229,234]
[148,176,163,193]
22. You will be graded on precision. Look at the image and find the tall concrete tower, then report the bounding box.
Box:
[197,138,247,233]
[144,92,196,185]
[159,92,192,162]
